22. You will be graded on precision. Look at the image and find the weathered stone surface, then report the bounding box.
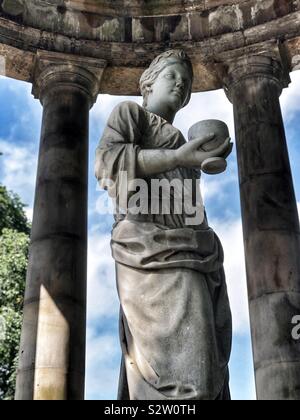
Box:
[0,1,299,94]
[250,293,300,366]
[227,55,300,400]
[245,231,300,299]
[1,0,24,16]
[15,51,105,401]
[285,37,300,70]
[250,293,300,400]
[0,0,298,42]
[255,362,300,400]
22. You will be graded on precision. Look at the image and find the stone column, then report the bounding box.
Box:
[15,51,106,400]
[225,55,300,400]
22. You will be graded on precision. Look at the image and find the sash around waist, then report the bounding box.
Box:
[111,219,224,273]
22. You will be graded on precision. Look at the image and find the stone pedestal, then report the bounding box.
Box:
[15,51,106,400]
[226,55,300,400]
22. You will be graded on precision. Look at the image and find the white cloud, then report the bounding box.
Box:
[91,94,142,137]
[0,140,37,208]
[0,77,41,213]
[210,218,250,335]
[87,232,119,323]
[175,89,235,140]
[25,208,33,223]
[85,329,120,400]
[86,231,121,400]
[0,76,42,125]
[201,161,238,203]
[281,70,300,123]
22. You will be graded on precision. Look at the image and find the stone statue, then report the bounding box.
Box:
[95,50,233,400]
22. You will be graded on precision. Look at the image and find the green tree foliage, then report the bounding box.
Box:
[0,184,30,400]
[0,185,30,235]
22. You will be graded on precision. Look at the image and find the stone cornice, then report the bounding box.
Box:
[1,0,280,19]
[66,0,257,17]
[32,50,107,106]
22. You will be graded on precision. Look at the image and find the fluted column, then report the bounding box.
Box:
[15,51,106,400]
[225,55,300,400]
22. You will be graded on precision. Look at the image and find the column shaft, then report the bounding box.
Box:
[15,52,105,400]
[227,56,300,400]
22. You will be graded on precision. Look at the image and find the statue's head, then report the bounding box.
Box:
[140,50,194,111]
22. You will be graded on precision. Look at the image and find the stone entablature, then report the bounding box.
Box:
[1,0,299,42]
[0,0,299,94]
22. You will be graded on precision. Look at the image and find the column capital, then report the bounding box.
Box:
[32,50,107,106]
[224,54,291,102]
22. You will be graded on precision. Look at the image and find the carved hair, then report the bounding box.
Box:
[139,50,194,108]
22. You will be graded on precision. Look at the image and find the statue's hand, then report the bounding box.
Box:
[176,135,232,169]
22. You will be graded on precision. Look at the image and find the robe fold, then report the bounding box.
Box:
[96,101,232,400]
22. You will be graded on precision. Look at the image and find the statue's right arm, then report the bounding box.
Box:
[137,136,232,177]
[137,149,179,177]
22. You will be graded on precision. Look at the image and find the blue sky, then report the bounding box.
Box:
[0,70,300,400]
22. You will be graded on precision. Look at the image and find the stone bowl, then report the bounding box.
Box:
[188,119,230,174]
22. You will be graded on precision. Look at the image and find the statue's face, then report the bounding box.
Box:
[148,61,192,113]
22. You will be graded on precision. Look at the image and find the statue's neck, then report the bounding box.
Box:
[145,103,176,125]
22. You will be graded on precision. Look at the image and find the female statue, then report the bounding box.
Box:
[95,50,233,400]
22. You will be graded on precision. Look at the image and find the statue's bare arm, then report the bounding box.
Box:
[137,135,232,177]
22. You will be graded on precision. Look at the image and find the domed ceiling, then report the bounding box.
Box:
[0,0,299,94]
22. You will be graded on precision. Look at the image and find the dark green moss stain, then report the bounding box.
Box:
[163,15,182,42]
[57,5,67,15]
[124,17,132,42]
[274,0,293,17]
[140,17,155,34]
[82,13,114,29]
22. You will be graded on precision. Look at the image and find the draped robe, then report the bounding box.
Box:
[96,101,232,400]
